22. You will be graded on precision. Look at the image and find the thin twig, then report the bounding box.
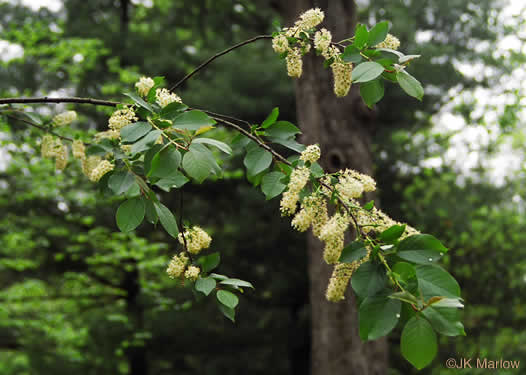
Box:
[170,35,272,91]
[0,97,120,107]
[210,116,290,165]
[4,114,79,143]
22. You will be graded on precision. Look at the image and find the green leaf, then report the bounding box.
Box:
[244,148,272,176]
[193,138,232,154]
[339,241,368,263]
[198,252,220,273]
[108,171,136,195]
[124,92,155,113]
[352,62,385,83]
[148,147,182,178]
[416,265,461,300]
[351,262,387,298]
[379,224,405,243]
[422,306,465,336]
[144,199,158,224]
[261,107,279,128]
[210,273,228,281]
[397,234,447,264]
[120,122,152,143]
[131,130,162,154]
[367,21,389,46]
[269,137,306,153]
[359,295,401,341]
[401,316,438,369]
[261,171,287,200]
[173,110,216,131]
[360,79,385,108]
[220,278,254,289]
[216,290,239,309]
[363,200,374,210]
[195,277,217,296]
[354,24,369,49]
[392,262,416,282]
[397,70,424,101]
[182,143,216,183]
[154,172,189,192]
[153,202,179,239]
[342,45,363,63]
[264,121,301,139]
[218,303,235,323]
[160,102,188,120]
[116,197,145,232]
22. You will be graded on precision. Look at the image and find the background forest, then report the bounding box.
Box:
[0,0,525,374]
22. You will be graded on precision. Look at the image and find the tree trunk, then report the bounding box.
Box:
[281,1,389,374]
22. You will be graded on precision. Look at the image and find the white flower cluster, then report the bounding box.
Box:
[166,253,189,279]
[178,226,212,254]
[89,160,114,182]
[108,107,137,132]
[335,169,376,202]
[300,144,321,164]
[286,48,303,78]
[319,213,351,264]
[326,248,371,302]
[52,111,77,127]
[72,140,85,160]
[314,28,332,55]
[295,8,324,31]
[155,88,182,108]
[272,34,289,54]
[280,166,310,215]
[377,34,400,50]
[331,62,353,97]
[291,194,328,234]
[41,135,68,171]
[135,76,155,97]
[54,142,68,171]
[184,265,201,281]
[94,130,120,141]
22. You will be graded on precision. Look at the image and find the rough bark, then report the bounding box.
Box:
[281,1,389,374]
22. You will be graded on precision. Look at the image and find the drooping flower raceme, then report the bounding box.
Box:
[331,61,353,97]
[155,88,182,108]
[52,111,77,127]
[72,140,85,160]
[166,253,189,279]
[135,76,155,97]
[286,48,303,78]
[89,160,115,182]
[178,226,212,255]
[54,142,68,171]
[108,107,137,132]
[319,213,351,264]
[326,248,370,302]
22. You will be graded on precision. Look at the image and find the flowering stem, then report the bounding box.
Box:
[3,113,81,144]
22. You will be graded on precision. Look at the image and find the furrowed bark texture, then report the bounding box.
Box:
[281,1,388,374]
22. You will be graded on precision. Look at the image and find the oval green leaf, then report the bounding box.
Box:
[352,62,385,83]
[216,290,239,309]
[116,197,145,232]
[401,316,437,370]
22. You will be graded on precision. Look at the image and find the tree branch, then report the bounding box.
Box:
[4,114,80,143]
[169,35,272,91]
[0,97,120,107]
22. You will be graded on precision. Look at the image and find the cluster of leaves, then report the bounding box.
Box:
[344,228,464,369]
[340,21,424,106]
